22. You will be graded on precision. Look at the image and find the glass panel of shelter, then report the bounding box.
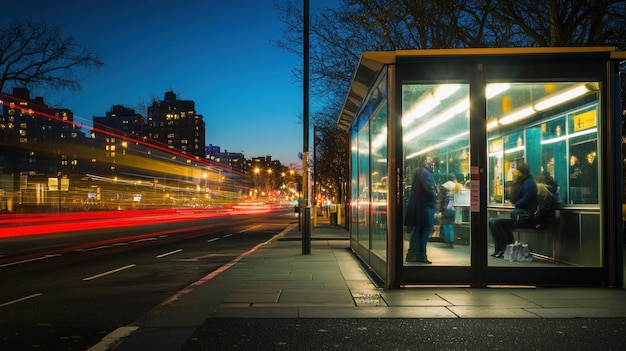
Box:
[350,137,359,242]
[357,124,370,245]
[486,82,601,267]
[401,83,471,267]
[400,81,601,268]
[370,102,388,260]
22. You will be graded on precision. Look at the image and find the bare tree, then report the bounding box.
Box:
[0,20,104,94]
[275,0,626,199]
[313,109,350,204]
[487,0,626,47]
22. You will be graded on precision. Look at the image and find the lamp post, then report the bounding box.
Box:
[301,0,311,254]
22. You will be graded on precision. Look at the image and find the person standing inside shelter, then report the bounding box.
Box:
[488,162,538,258]
[440,174,462,248]
[404,155,437,263]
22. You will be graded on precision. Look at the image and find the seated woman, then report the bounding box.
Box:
[488,163,538,258]
[532,174,559,228]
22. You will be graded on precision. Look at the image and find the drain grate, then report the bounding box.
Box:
[352,293,387,306]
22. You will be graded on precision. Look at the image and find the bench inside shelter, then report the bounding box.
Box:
[512,211,561,264]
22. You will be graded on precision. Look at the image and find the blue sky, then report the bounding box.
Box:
[1,0,337,167]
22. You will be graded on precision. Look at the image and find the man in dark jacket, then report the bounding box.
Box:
[488,162,538,258]
[404,156,437,263]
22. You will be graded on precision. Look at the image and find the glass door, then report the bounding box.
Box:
[401,83,471,267]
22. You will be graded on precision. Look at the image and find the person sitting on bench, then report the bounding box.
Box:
[488,163,538,258]
[530,174,559,229]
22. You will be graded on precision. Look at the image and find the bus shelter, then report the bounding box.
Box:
[337,47,625,288]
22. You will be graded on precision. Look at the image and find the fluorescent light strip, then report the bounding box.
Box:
[402,97,439,127]
[434,84,461,100]
[498,106,535,125]
[534,85,589,111]
[404,98,469,142]
[487,145,523,157]
[504,145,524,154]
[405,131,469,160]
[486,83,511,98]
[486,120,498,130]
[402,84,461,127]
[540,127,597,144]
[404,83,507,131]
[493,83,592,129]
[371,127,387,149]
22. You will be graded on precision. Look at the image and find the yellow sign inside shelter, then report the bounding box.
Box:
[572,109,597,132]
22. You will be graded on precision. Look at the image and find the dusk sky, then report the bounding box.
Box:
[0,0,338,167]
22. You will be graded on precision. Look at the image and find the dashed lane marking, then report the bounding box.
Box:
[130,237,158,244]
[0,293,42,308]
[239,224,261,233]
[0,254,60,268]
[83,264,136,281]
[90,223,298,350]
[156,249,182,258]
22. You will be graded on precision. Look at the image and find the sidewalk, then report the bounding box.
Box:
[105,214,626,351]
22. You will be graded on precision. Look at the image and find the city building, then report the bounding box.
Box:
[145,91,206,159]
[205,144,246,174]
[1,87,287,212]
[93,105,144,137]
[0,88,89,211]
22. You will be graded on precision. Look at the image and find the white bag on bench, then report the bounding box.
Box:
[503,241,532,262]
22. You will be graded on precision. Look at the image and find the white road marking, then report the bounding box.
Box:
[0,254,60,268]
[239,224,261,233]
[83,264,136,281]
[222,233,233,238]
[176,253,231,262]
[130,237,157,243]
[156,249,182,258]
[86,326,139,351]
[207,237,220,243]
[0,293,42,308]
[92,223,298,349]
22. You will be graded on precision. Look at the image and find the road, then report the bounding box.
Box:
[0,205,296,350]
[182,318,626,351]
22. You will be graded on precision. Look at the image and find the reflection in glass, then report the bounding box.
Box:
[370,102,388,259]
[486,82,601,268]
[357,125,370,244]
[402,83,471,267]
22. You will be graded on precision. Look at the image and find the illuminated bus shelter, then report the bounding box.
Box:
[337,47,625,288]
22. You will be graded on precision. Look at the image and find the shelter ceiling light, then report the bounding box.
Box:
[403,98,469,142]
[534,84,590,111]
[490,83,594,130]
[486,83,511,98]
[402,84,460,127]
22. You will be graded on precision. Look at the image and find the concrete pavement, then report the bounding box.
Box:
[102,214,626,351]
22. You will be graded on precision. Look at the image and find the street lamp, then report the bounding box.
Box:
[302,0,311,254]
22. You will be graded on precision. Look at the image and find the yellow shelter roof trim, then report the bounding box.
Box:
[366,46,623,63]
[337,47,624,131]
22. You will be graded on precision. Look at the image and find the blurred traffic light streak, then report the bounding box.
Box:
[0,204,279,239]
[0,93,250,211]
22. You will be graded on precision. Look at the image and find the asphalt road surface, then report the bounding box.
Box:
[0,207,295,350]
[181,317,626,351]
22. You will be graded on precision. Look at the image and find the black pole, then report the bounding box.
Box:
[313,125,317,205]
[302,0,311,254]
